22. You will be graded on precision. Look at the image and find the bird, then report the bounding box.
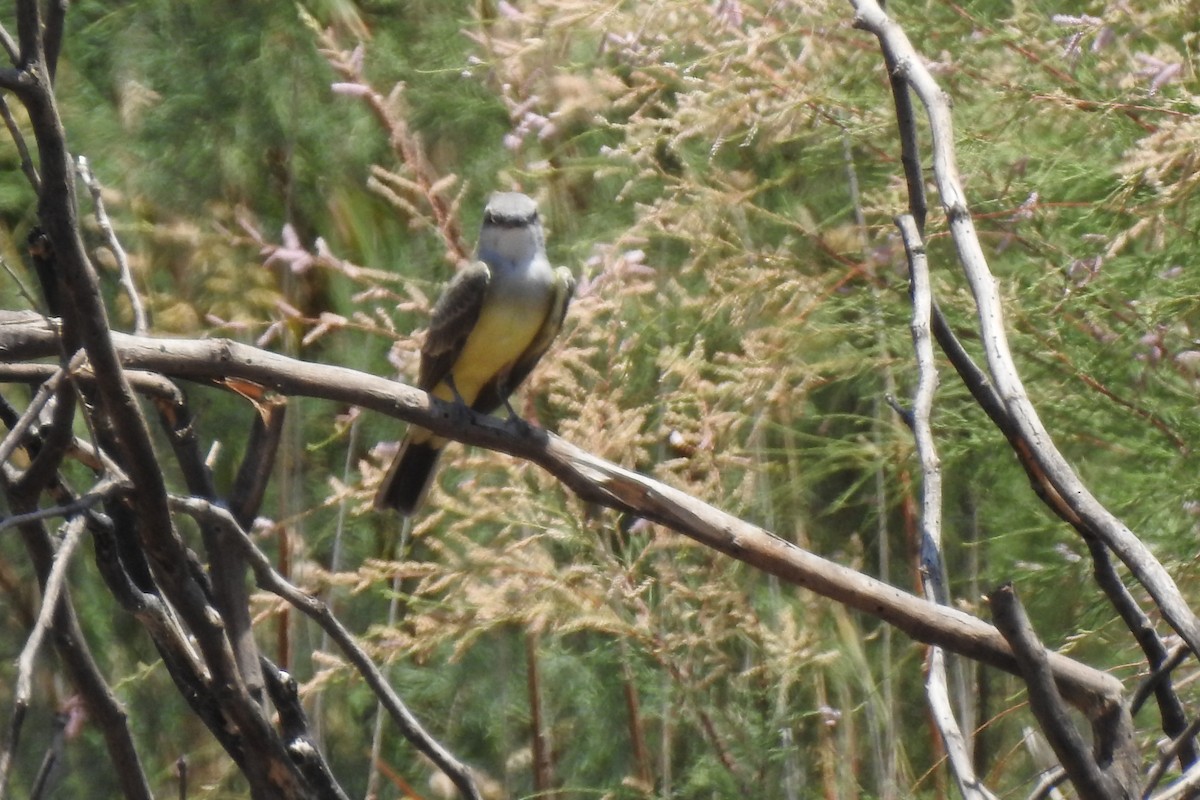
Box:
[375,192,575,515]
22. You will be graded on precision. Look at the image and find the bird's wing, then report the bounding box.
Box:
[418,261,492,391]
[473,265,575,413]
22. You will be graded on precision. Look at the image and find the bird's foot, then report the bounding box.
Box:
[445,374,468,407]
[435,376,473,425]
[502,397,535,435]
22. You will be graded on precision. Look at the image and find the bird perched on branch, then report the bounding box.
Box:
[375,192,575,515]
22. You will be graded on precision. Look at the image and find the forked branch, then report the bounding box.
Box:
[849,0,1200,659]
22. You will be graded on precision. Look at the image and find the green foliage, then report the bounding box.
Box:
[5,0,1200,797]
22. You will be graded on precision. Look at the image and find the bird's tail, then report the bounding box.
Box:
[374,438,442,515]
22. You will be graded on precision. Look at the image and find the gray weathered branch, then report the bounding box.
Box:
[849,0,1200,660]
[0,314,1125,716]
[897,213,996,800]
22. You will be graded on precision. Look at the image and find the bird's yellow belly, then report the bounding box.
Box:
[433,300,543,405]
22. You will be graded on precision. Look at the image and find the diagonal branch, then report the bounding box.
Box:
[1153,763,1200,800]
[76,157,147,334]
[0,315,1125,716]
[259,661,350,800]
[1087,537,1194,768]
[0,351,81,469]
[0,95,39,191]
[849,0,1200,660]
[0,515,86,799]
[1145,715,1200,798]
[0,489,154,800]
[989,584,1137,799]
[170,495,483,800]
[0,23,17,66]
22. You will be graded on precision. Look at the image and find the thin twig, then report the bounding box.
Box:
[312,413,357,746]
[1154,759,1200,800]
[846,116,902,799]
[1133,645,1191,715]
[1087,537,1195,769]
[365,513,410,800]
[15,362,76,497]
[0,254,40,311]
[76,157,146,334]
[152,375,271,699]
[0,475,126,534]
[0,94,39,192]
[0,22,18,65]
[0,515,87,798]
[899,212,996,799]
[1145,715,1200,797]
[169,495,484,800]
[0,352,82,469]
[22,522,87,686]
[27,711,65,800]
[14,0,41,72]
[1026,765,1067,800]
[899,212,995,798]
[0,363,188,407]
[42,0,66,83]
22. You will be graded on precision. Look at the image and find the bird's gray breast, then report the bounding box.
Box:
[486,254,555,312]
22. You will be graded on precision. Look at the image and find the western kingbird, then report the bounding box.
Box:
[375,192,575,515]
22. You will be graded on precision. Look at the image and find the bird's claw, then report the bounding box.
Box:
[502,398,535,435]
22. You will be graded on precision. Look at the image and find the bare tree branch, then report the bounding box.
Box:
[1026,766,1067,800]
[1144,716,1200,798]
[849,0,1200,662]
[26,710,64,800]
[42,0,66,82]
[76,157,147,334]
[1086,537,1195,769]
[0,315,1126,715]
[169,495,483,800]
[1153,758,1200,800]
[0,67,29,92]
[0,94,39,191]
[0,516,87,798]
[82,502,256,765]
[0,352,79,468]
[13,377,75,501]
[990,583,1136,799]
[0,503,155,800]
[1132,645,1191,716]
[11,24,314,792]
[13,0,40,70]
[0,22,18,65]
[0,475,124,534]
[897,212,996,799]
[137,369,270,701]
[259,661,350,800]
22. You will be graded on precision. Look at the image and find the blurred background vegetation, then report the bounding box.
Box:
[2,0,1200,797]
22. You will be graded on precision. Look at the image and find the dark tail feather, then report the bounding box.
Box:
[374,440,442,515]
